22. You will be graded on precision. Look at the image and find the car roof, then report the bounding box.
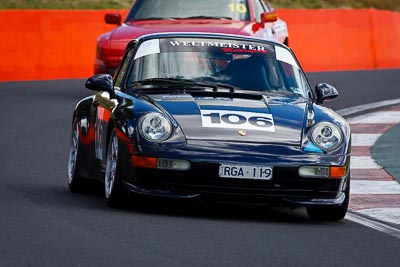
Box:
[126,32,287,51]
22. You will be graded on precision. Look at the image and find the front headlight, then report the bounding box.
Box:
[139,112,172,142]
[310,122,343,151]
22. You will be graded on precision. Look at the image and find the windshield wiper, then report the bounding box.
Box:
[130,78,305,98]
[175,16,232,20]
[136,17,177,21]
[130,78,236,92]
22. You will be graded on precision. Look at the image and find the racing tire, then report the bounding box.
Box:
[104,129,127,207]
[306,176,350,221]
[67,120,85,193]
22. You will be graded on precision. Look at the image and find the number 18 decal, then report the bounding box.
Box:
[200,109,275,132]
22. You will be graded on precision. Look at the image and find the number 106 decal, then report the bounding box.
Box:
[200,110,275,132]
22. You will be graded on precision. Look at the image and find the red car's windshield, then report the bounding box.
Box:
[126,0,250,21]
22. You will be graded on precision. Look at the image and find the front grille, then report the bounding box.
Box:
[167,180,316,199]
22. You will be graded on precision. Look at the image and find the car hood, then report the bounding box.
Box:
[109,20,253,51]
[149,93,309,144]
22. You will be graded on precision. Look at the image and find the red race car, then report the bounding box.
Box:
[95,0,289,75]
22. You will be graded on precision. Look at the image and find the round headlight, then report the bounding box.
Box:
[140,112,172,141]
[311,122,343,151]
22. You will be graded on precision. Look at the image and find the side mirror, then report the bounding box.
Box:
[315,83,338,104]
[85,74,114,94]
[105,13,122,25]
[252,12,278,33]
[261,12,278,23]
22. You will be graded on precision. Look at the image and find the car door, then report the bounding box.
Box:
[94,91,115,167]
[93,47,134,167]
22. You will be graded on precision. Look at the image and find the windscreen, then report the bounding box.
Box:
[126,0,250,21]
[126,37,310,98]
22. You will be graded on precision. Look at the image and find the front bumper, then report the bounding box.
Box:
[121,164,348,207]
[119,140,350,207]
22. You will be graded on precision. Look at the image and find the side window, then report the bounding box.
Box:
[114,49,134,90]
[252,0,266,23]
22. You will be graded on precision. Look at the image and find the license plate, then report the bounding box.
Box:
[219,164,273,180]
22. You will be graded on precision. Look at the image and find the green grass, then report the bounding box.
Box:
[0,0,133,9]
[269,0,400,11]
[0,0,399,11]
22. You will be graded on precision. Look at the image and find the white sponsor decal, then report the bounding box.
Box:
[200,109,275,132]
[134,39,160,60]
[275,46,299,69]
[169,40,266,51]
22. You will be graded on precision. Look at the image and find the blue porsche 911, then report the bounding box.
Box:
[68,32,351,221]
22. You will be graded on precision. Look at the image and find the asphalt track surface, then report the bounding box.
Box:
[1,70,400,266]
